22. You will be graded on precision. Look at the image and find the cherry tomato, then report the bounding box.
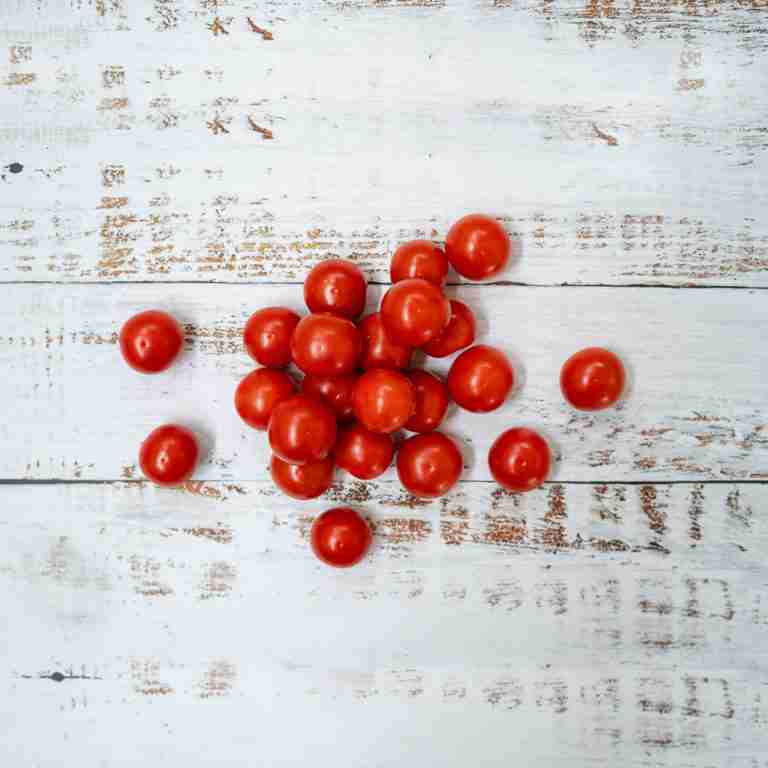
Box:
[335,422,394,480]
[445,214,510,280]
[352,368,415,434]
[359,312,412,370]
[244,307,300,368]
[268,393,338,464]
[489,428,551,492]
[290,313,362,377]
[423,300,476,358]
[139,424,198,486]
[270,454,334,500]
[235,368,296,430]
[119,310,183,374]
[380,278,451,348]
[405,370,449,433]
[448,345,514,413]
[390,240,449,286]
[304,259,367,319]
[310,507,372,568]
[560,347,626,411]
[396,432,462,499]
[301,373,357,422]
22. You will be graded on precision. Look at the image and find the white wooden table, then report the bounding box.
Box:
[1,1,767,765]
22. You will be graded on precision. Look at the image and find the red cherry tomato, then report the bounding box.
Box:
[489,428,551,493]
[301,373,357,422]
[268,394,338,464]
[359,312,412,370]
[352,368,415,434]
[139,424,198,486]
[310,507,372,568]
[244,307,300,368]
[396,432,462,499]
[290,313,361,377]
[235,368,296,430]
[390,240,449,286]
[304,259,367,320]
[335,422,394,480]
[445,214,510,280]
[405,370,449,433]
[448,345,514,413]
[270,454,334,500]
[560,347,626,411]
[423,300,476,358]
[380,278,451,348]
[119,310,183,374]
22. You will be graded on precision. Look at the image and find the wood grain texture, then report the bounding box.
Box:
[2,1,768,765]
[1,283,766,482]
[1,481,766,766]
[1,0,767,285]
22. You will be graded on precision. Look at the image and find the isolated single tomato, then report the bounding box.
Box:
[448,345,514,413]
[304,259,367,319]
[423,300,476,358]
[268,393,338,464]
[310,507,372,568]
[560,347,626,411]
[405,370,450,433]
[290,313,362,376]
[139,424,198,486]
[396,432,462,499]
[243,307,300,368]
[119,310,183,374]
[359,312,412,370]
[380,278,451,347]
[390,240,449,286]
[445,214,510,280]
[335,422,394,480]
[352,368,415,434]
[489,428,551,493]
[301,373,357,422]
[270,454,334,500]
[235,368,296,430]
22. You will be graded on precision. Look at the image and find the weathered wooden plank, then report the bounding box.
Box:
[1,2,767,285]
[1,481,766,766]
[1,283,766,481]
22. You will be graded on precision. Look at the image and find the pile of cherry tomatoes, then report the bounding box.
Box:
[119,214,626,569]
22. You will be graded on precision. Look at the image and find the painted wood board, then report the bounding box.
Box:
[1,481,767,766]
[1,1,767,285]
[1,283,766,482]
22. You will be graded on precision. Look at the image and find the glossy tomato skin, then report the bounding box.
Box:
[139,424,198,486]
[423,300,476,358]
[352,368,416,434]
[359,312,412,370]
[268,394,338,464]
[270,454,334,500]
[304,259,367,319]
[396,432,463,499]
[448,345,514,413]
[405,370,450,433]
[235,368,296,430]
[489,428,551,493]
[120,310,183,374]
[335,422,394,480]
[244,307,300,368]
[445,214,510,280]
[390,240,449,287]
[290,313,362,377]
[380,278,451,348]
[301,373,357,422]
[310,507,372,568]
[560,347,626,411]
